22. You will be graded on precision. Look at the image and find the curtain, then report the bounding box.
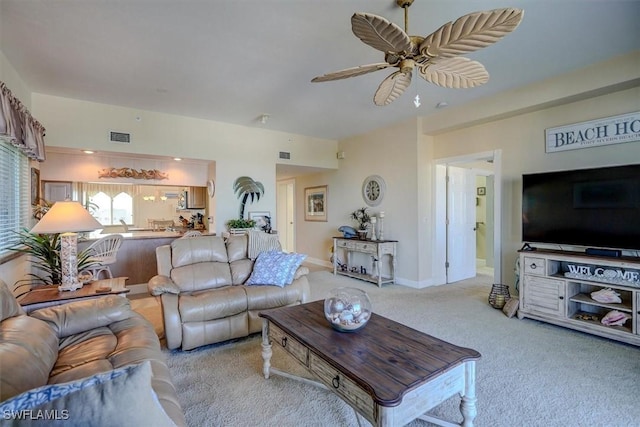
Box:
[0,81,46,162]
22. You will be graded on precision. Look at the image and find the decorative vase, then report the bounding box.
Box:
[357,229,368,240]
[488,283,511,309]
[324,287,372,332]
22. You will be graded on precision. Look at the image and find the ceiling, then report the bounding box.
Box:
[1,1,639,141]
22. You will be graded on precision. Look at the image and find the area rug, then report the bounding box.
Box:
[165,271,640,427]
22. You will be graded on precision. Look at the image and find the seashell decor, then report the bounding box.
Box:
[324,287,372,332]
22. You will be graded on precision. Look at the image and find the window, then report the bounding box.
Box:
[0,141,30,255]
[90,190,133,226]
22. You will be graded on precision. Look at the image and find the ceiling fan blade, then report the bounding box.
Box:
[351,12,412,54]
[374,70,412,106]
[420,8,524,59]
[311,63,391,82]
[418,57,489,88]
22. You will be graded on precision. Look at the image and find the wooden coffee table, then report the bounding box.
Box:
[19,277,130,313]
[259,300,481,427]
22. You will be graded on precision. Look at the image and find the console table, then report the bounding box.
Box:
[518,249,640,346]
[260,301,481,427]
[19,277,130,313]
[333,237,397,287]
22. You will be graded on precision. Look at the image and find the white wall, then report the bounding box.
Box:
[31,94,339,234]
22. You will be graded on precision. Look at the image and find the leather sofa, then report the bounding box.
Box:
[148,234,310,351]
[0,280,186,426]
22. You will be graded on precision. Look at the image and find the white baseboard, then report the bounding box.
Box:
[306,257,440,289]
[304,257,333,268]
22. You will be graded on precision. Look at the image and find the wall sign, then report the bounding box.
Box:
[545,111,640,153]
[565,263,640,288]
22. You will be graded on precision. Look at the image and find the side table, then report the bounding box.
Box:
[18,277,129,313]
[333,237,397,287]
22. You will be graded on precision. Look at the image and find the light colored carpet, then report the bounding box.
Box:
[164,271,640,427]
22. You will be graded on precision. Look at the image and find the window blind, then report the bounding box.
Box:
[0,140,30,255]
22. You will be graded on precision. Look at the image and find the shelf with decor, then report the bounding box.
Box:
[518,249,640,346]
[332,237,397,287]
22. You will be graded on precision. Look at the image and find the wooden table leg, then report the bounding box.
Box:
[261,319,272,379]
[460,361,477,427]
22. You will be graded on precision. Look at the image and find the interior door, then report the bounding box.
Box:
[276,180,295,252]
[447,166,476,282]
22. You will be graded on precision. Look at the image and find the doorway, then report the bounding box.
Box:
[434,150,501,284]
[276,179,295,252]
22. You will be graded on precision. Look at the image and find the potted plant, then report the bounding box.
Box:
[10,228,95,287]
[350,207,371,239]
[225,218,256,235]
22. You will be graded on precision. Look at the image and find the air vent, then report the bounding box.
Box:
[279,151,291,160]
[109,131,131,144]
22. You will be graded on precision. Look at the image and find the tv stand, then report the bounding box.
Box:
[518,249,639,346]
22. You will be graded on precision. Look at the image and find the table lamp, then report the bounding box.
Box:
[30,200,102,291]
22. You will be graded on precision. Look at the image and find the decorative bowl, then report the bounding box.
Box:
[324,287,372,332]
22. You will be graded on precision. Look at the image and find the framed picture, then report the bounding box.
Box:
[305,185,327,222]
[477,187,486,196]
[30,168,40,205]
[249,211,271,228]
[43,181,72,202]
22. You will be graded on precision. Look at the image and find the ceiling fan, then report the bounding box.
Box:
[311,0,524,106]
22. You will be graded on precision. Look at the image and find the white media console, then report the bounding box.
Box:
[518,249,640,346]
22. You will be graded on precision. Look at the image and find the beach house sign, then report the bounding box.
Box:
[545,111,640,153]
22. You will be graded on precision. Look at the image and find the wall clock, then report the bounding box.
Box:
[362,175,385,207]
[207,179,216,198]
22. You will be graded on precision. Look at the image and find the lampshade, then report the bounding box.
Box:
[31,201,102,234]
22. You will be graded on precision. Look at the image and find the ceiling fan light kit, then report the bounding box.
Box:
[312,0,524,106]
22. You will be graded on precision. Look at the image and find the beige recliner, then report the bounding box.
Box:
[0,280,186,426]
[148,234,310,351]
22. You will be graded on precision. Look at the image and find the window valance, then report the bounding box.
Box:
[0,81,46,162]
[81,182,138,198]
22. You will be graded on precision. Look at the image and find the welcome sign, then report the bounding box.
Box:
[545,111,640,153]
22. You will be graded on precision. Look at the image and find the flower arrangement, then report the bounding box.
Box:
[350,207,371,230]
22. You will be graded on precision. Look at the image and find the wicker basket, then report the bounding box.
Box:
[488,284,511,309]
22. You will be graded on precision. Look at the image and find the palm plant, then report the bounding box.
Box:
[233,176,264,219]
[10,228,95,286]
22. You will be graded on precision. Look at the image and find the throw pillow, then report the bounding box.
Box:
[246,251,307,287]
[0,361,175,427]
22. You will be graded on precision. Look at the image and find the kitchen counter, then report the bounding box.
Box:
[78,230,215,290]
[84,229,213,241]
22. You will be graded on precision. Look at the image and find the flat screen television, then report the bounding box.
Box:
[522,164,640,251]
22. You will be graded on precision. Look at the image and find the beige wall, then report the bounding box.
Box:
[432,86,640,284]
[0,51,32,289]
[41,150,210,186]
[3,47,640,291]
[31,94,339,234]
[295,118,431,286]
[0,51,30,108]
[293,53,640,288]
